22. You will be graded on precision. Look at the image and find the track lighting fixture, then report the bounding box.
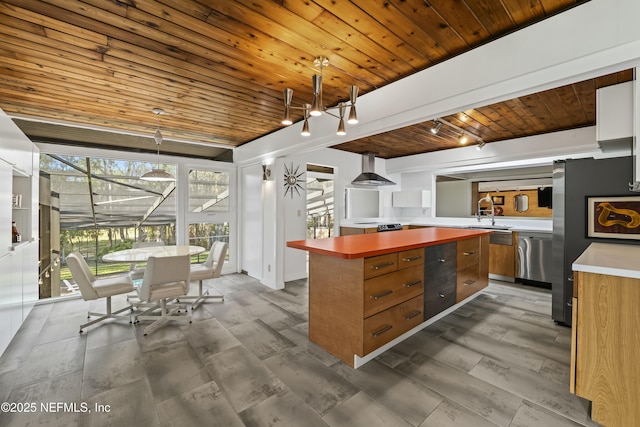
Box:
[476,140,486,150]
[430,117,483,147]
[281,56,360,136]
[430,119,442,134]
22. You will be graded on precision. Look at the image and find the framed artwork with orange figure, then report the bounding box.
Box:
[587,196,640,240]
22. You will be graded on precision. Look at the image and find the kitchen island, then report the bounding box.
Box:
[287,227,491,367]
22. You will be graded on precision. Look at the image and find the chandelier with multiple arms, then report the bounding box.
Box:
[281,56,359,136]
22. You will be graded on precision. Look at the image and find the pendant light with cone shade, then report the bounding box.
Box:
[141,108,176,182]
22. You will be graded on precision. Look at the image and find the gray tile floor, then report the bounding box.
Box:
[0,274,602,427]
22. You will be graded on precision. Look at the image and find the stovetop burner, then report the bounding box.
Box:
[376,223,403,232]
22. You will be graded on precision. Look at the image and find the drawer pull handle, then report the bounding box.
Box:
[404,280,422,288]
[464,279,476,286]
[438,293,445,298]
[372,262,394,270]
[463,251,476,256]
[438,258,446,263]
[405,310,422,320]
[371,290,393,300]
[372,325,393,337]
[402,256,422,262]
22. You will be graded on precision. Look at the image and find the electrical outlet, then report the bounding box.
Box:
[268,264,271,272]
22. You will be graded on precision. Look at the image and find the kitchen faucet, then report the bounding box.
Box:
[477,194,495,226]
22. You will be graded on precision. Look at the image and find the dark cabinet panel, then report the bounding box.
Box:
[424,242,457,319]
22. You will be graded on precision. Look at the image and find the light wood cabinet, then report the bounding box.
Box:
[571,271,640,426]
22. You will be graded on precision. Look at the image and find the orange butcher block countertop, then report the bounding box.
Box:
[287,227,492,259]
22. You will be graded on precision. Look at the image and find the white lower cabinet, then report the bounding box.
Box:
[0,238,39,356]
[22,241,39,320]
[0,252,17,355]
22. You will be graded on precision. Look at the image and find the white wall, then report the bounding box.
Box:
[240,163,263,279]
[240,147,399,288]
[436,181,472,218]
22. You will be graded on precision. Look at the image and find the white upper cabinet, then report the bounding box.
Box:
[0,109,32,175]
[392,190,431,208]
[596,81,633,143]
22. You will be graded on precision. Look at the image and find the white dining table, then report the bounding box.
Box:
[102,245,206,263]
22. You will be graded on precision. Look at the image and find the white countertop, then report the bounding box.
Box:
[572,243,640,279]
[340,218,552,233]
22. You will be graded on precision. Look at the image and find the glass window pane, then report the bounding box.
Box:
[40,153,177,299]
[188,222,229,264]
[189,169,229,213]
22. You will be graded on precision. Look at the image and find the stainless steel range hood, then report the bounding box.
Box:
[351,153,395,186]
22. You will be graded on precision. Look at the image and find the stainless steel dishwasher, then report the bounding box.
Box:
[517,231,552,283]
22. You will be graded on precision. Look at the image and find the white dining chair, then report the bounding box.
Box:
[128,240,165,281]
[66,253,134,333]
[180,241,227,309]
[133,254,191,335]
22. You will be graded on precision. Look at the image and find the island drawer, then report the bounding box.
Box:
[456,265,485,302]
[457,237,480,271]
[363,265,424,318]
[398,248,425,269]
[364,253,398,279]
[425,242,457,276]
[362,295,424,356]
[424,272,457,319]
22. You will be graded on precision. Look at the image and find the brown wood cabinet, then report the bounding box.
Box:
[488,232,517,278]
[570,271,640,426]
[340,226,378,235]
[340,225,409,235]
[309,247,425,367]
[456,235,489,302]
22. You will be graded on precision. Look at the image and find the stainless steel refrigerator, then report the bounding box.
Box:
[552,157,634,326]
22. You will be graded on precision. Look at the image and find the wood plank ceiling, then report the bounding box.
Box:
[1,0,623,160]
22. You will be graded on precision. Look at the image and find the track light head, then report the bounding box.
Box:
[459,132,469,145]
[476,140,486,150]
[430,119,442,135]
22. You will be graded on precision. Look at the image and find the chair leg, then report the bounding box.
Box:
[134,299,191,336]
[180,280,224,310]
[79,296,132,333]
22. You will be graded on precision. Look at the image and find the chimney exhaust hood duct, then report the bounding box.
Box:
[595,77,639,191]
[351,152,395,186]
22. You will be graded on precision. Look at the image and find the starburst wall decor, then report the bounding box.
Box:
[283,163,305,198]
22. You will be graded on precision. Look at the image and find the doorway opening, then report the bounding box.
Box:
[306,164,334,239]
